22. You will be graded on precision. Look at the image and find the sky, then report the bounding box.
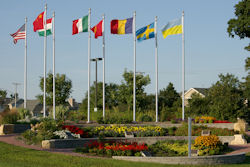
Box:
[0,0,248,103]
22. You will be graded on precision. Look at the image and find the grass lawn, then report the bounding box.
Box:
[0,142,249,167]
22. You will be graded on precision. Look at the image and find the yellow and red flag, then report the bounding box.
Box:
[91,20,103,39]
[33,12,44,32]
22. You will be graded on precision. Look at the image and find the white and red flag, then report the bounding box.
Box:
[10,24,26,44]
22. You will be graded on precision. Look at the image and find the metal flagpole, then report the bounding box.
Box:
[43,4,47,118]
[102,14,105,119]
[155,16,158,122]
[87,8,91,123]
[53,11,56,120]
[24,17,27,109]
[182,11,185,121]
[133,11,136,122]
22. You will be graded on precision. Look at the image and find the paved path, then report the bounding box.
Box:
[226,131,250,155]
[0,134,108,159]
[0,133,249,157]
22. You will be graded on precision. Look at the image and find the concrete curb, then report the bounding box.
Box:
[112,153,246,165]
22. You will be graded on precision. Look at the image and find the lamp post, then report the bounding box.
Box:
[90,58,103,112]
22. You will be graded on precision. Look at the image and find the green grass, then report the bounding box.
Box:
[0,141,249,167]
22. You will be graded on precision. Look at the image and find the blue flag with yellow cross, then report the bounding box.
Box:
[136,23,155,42]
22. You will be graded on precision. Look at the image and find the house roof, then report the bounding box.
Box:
[184,87,209,97]
[20,99,43,112]
[192,88,209,96]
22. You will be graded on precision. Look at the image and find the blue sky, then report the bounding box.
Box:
[0,0,248,102]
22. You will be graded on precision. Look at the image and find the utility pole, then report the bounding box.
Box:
[12,82,21,108]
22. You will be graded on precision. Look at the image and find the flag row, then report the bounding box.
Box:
[11,11,183,44]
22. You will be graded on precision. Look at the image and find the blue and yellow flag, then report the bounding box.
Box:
[162,18,182,38]
[136,23,155,42]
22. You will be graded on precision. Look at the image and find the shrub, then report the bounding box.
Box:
[0,109,20,124]
[194,135,226,155]
[139,115,153,122]
[18,108,31,119]
[22,118,62,144]
[171,119,177,124]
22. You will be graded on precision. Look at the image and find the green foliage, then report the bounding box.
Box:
[18,108,31,119]
[227,0,250,50]
[208,73,243,121]
[139,115,153,122]
[118,69,151,111]
[186,93,210,116]
[174,123,235,136]
[49,105,69,121]
[0,89,7,100]
[148,140,190,156]
[159,82,181,109]
[37,73,72,106]
[21,118,62,144]
[66,110,86,122]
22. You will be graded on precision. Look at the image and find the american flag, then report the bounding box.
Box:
[10,24,26,44]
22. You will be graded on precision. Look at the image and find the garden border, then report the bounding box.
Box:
[42,136,235,149]
[112,153,246,165]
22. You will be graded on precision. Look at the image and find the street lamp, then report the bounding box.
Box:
[90,58,103,112]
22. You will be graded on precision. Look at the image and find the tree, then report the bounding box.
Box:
[227,0,250,50]
[159,82,181,109]
[79,82,120,111]
[10,93,18,99]
[240,57,250,123]
[0,89,7,105]
[37,73,72,106]
[118,69,151,111]
[186,93,210,117]
[208,73,243,121]
[0,89,7,99]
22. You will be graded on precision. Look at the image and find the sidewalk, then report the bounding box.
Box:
[0,134,108,159]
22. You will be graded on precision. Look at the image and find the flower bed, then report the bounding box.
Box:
[194,135,232,156]
[76,141,148,156]
[194,116,232,124]
[93,125,166,137]
[148,140,192,156]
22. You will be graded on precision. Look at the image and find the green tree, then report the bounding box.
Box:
[242,57,250,100]
[159,82,181,109]
[227,0,250,50]
[0,89,7,105]
[79,82,120,111]
[208,73,243,121]
[239,57,250,123]
[186,93,210,117]
[118,70,151,111]
[0,89,7,99]
[37,73,72,106]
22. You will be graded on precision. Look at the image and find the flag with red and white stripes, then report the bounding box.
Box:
[10,24,26,44]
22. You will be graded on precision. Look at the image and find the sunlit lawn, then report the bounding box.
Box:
[0,142,249,167]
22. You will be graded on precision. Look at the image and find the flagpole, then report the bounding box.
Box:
[24,17,27,109]
[102,14,105,119]
[133,11,136,122]
[87,8,91,123]
[182,11,185,121]
[43,4,47,118]
[155,16,158,122]
[53,11,56,120]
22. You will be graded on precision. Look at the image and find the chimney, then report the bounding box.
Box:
[68,98,75,107]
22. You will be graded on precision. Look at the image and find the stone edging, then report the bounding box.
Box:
[112,153,246,165]
[41,136,235,149]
